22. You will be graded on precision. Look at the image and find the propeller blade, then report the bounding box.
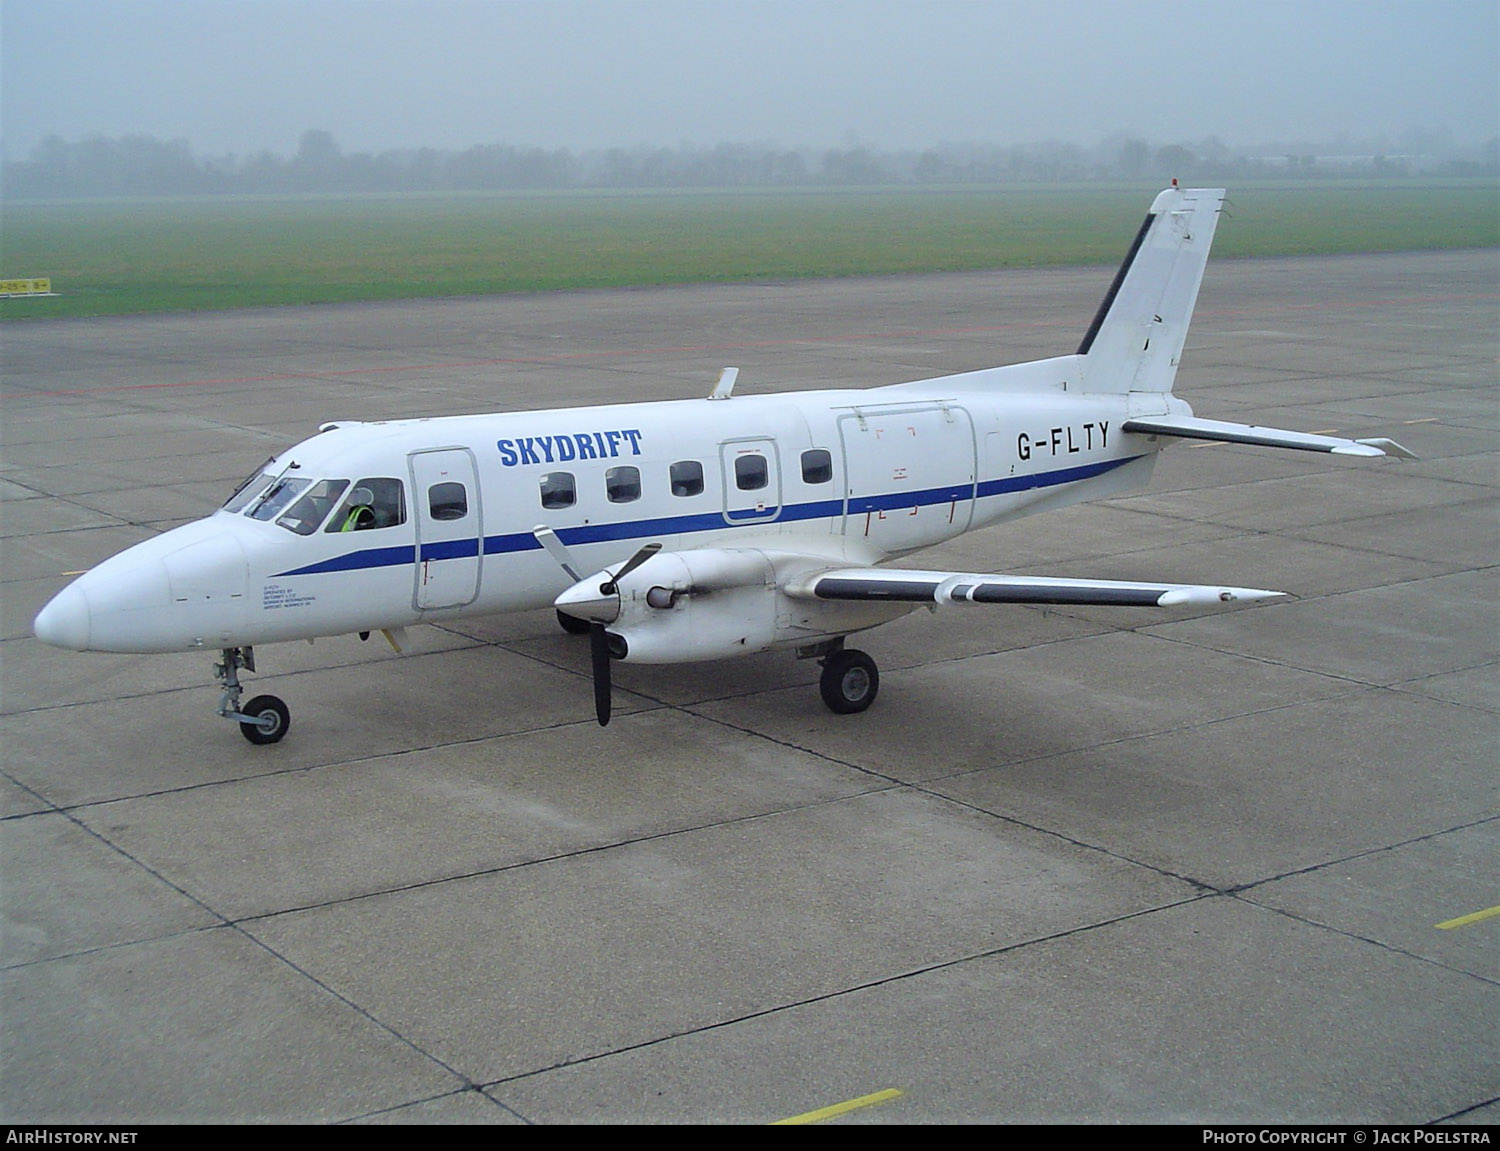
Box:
[532,525,581,581]
[600,542,662,594]
[590,622,612,726]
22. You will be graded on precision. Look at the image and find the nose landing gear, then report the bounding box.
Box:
[215,646,290,744]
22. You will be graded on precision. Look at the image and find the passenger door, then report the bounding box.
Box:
[410,448,482,609]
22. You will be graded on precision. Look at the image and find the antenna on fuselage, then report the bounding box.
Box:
[708,367,738,400]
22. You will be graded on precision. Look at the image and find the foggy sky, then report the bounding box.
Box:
[3,0,1496,159]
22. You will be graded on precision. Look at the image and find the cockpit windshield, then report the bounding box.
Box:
[247,476,312,524]
[232,472,350,536]
[225,466,404,535]
[223,471,275,514]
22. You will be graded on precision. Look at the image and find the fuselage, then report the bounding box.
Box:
[33,352,1175,656]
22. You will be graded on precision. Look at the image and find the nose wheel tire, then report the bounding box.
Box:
[239,694,290,745]
[819,649,879,714]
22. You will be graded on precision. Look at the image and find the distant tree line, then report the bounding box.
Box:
[5,128,1495,199]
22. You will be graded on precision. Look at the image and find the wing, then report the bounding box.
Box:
[1122,414,1417,459]
[784,567,1285,608]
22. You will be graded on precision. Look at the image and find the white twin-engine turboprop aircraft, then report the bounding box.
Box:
[34,186,1413,742]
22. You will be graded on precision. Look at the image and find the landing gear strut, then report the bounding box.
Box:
[215,646,290,744]
[819,648,880,714]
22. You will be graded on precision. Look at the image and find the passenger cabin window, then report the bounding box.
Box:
[801,449,833,485]
[325,477,406,532]
[606,466,641,503]
[428,482,469,521]
[670,460,704,497]
[734,454,769,491]
[539,472,576,509]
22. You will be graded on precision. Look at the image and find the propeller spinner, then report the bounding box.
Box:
[535,528,661,725]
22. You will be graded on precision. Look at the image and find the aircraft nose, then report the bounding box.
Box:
[34,584,91,651]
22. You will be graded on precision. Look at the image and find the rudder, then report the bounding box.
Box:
[1077,186,1225,395]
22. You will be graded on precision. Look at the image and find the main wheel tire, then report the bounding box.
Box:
[239,694,290,745]
[557,608,592,636]
[820,649,879,714]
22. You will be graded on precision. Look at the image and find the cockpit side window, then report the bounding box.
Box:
[276,478,350,536]
[326,477,406,532]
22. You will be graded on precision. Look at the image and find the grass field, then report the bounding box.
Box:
[2,180,1495,319]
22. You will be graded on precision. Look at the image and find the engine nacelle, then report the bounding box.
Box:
[604,548,910,664]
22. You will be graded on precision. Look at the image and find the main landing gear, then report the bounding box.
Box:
[818,646,880,715]
[559,622,882,718]
[215,646,291,745]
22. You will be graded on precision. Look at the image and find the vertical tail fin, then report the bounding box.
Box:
[1077,186,1225,395]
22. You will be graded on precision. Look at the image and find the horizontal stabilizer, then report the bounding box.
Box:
[785,568,1285,609]
[1122,415,1416,458]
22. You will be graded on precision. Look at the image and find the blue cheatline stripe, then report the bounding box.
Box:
[726,505,781,522]
[848,483,974,515]
[784,498,846,523]
[977,454,1135,498]
[272,456,1141,578]
[274,544,415,577]
[420,538,481,562]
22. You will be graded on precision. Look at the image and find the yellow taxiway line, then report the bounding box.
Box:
[773,1088,904,1125]
[1436,905,1500,930]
